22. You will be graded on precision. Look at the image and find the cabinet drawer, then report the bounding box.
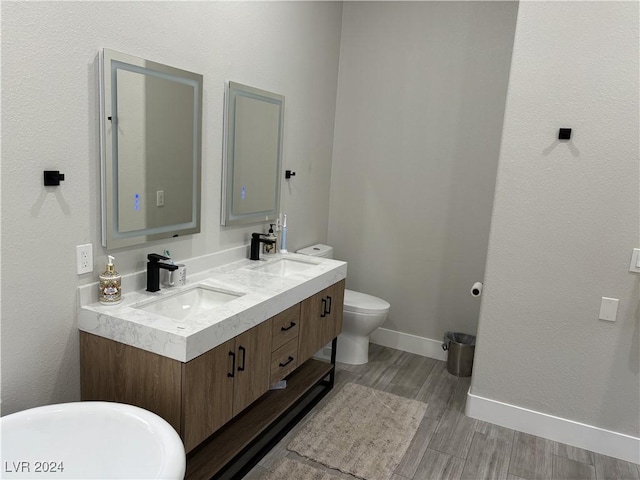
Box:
[271,304,300,351]
[270,338,298,385]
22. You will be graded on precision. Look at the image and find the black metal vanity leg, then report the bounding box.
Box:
[329,337,338,386]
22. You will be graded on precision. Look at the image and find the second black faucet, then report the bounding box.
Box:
[250,233,275,261]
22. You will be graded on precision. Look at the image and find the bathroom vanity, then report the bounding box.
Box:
[78,252,346,479]
[90,49,343,477]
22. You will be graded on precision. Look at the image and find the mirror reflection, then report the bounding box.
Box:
[100,49,203,249]
[222,82,284,226]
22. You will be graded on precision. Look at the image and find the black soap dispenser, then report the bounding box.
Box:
[264,224,277,254]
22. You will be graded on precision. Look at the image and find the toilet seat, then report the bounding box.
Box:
[344,289,390,315]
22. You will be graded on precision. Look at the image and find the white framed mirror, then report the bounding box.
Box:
[222,82,284,226]
[100,49,203,249]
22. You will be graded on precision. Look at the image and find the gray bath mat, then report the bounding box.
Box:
[259,457,342,480]
[287,382,427,480]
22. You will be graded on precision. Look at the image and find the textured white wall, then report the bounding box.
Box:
[328,2,518,341]
[471,1,639,436]
[0,1,342,415]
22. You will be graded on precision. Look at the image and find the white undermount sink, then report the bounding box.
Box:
[0,401,185,479]
[249,258,316,276]
[136,285,244,321]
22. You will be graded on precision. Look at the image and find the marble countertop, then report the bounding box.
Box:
[78,252,347,362]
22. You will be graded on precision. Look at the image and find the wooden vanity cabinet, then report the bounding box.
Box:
[80,278,345,471]
[299,280,345,360]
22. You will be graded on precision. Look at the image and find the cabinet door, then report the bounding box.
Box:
[299,280,345,361]
[233,319,273,416]
[321,280,345,345]
[80,332,182,435]
[182,339,235,452]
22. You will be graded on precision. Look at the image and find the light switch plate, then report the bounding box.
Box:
[630,248,640,273]
[599,297,619,322]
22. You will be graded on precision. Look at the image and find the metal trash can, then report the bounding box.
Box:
[442,332,476,377]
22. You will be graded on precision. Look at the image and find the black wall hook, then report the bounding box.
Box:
[285,170,296,179]
[558,128,572,140]
[43,170,65,186]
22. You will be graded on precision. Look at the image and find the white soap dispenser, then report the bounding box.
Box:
[99,255,122,304]
[161,249,176,286]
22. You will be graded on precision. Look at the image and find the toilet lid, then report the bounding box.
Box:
[343,289,390,314]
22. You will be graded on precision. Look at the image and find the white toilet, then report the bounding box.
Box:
[297,244,390,365]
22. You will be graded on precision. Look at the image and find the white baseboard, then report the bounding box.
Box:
[369,327,447,362]
[368,327,639,464]
[466,390,640,465]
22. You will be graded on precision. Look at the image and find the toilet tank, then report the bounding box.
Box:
[297,244,333,259]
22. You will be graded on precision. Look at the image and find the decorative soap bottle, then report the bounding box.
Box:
[99,255,122,304]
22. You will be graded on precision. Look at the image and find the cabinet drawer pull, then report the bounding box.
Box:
[326,295,332,314]
[279,356,294,368]
[238,346,246,372]
[280,322,296,331]
[321,298,327,318]
[228,351,235,378]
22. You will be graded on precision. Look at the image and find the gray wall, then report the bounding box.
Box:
[3,0,637,445]
[0,1,343,414]
[471,1,639,436]
[328,1,518,341]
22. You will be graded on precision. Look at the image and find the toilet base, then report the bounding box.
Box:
[336,333,371,365]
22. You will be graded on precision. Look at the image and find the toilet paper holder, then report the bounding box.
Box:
[470,282,483,297]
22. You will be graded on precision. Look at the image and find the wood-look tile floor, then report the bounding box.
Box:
[244,344,640,480]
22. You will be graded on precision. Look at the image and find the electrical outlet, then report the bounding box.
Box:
[76,244,93,275]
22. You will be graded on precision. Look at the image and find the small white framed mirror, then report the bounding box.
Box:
[222,82,284,226]
[100,49,203,249]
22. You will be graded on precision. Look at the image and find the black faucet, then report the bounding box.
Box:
[146,253,179,292]
[250,233,275,261]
